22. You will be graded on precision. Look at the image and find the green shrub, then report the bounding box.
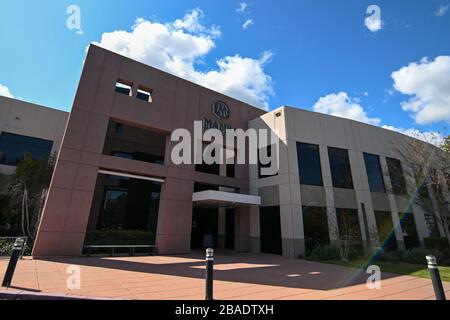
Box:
[402,247,444,265]
[0,239,15,256]
[0,238,31,256]
[424,237,450,257]
[378,250,403,262]
[84,230,155,245]
[378,248,444,265]
[307,244,341,260]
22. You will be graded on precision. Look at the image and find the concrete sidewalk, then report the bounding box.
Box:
[1,252,449,300]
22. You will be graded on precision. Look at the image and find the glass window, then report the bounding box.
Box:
[374,211,397,251]
[302,206,329,254]
[137,85,153,103]
[414,165,430,199]
[103,120,166,165]
[399,212,420,249]
[363,153,385,193]
[87,173,161,233]
[226,163,235,178]
[259,206,282,255]
[297,143,323,186]
[336,208,362,242]
[0,132,53,166]
[195,143,220,175]
[386,157,407,195]
[424,214,440,238]
[328,147,353,189]
[115,79,132,96]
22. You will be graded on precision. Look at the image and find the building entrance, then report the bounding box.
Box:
[191,207,219,249]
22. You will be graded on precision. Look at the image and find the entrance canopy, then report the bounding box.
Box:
[192,190,261,207]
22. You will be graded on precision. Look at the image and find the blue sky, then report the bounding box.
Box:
[1,1,449,143]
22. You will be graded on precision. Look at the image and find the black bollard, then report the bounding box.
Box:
[426,255,446,300]
[2,238,26,287]
[205,248,214,300]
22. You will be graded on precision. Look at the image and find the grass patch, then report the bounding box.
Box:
[309,258,450,282]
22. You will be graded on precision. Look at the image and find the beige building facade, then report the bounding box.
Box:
[21,45,449,258]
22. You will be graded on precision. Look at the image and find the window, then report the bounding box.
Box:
[424,213,440,238]
[302,206,329,254]
[328,147,353,189]
[414,165,430,199]
[115,79,132,96]
[137,85,153,102]
[103,120,166,165]
[363,153,385,193]
[0,132,53,166]
[336,208,362,243]
[195,143,220,175]
[399,212,420,249]
[386,157,407,195]
[259,206,282,255]
[87,173,161,234]
[226,164,235,178]
[374,211,397,251]
[297,143,323,186]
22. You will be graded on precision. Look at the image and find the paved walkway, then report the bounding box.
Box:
[1,252,449,300]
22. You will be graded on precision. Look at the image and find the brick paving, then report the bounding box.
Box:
[1,252,449,300]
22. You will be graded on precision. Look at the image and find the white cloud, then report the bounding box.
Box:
[364,15,383,32]
[0,84,13,98]
[312,91,444,147]
[242,19,254,29]
[391,56,450,124]
[382,125,444,147]
[436,4,449,17]
[92,8,273,109]
[237,2,248,14]
[312,91,381,125]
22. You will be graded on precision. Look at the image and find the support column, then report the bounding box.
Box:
[319,145,339,246]
[379,156,406,250]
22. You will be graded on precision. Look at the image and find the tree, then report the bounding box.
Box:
[392,131,450,247]
[441,135,450,153]
[5,152,55,240]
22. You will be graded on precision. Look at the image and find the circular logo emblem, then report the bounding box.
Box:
[213,101,230,119]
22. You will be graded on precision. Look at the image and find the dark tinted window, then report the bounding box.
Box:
[363,153,385,193]
[297,143,323,186]
[386,157,407,195]
[226,164,235,178]
[259,206,282,255]
[414,165,430,199]
[195,143,220,175]
[374,211,397,251]
[399,212,420,249]
[336,208,362,242]
[328,147,353,189]
[103,120,166,165]
[424,214,440,238]
[302,206,329,254]
[87,173,161,233]
[0,132,53,165]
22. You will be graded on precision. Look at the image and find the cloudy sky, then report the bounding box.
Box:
[1,1,449,144]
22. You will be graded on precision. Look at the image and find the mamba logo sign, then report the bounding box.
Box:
[213,101,230,119]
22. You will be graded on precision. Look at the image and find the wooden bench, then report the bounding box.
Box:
[84,245,157,256]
